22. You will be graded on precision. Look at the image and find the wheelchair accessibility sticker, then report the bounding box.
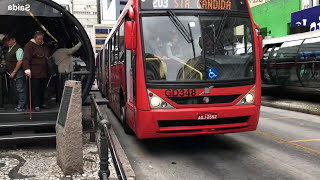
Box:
[207,68,218,79]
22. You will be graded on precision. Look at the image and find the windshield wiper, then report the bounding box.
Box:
[167,9,192,43]
[167,9,196,59]
[215,10,228,44]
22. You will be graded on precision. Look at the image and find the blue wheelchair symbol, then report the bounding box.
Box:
[207,68,218,79]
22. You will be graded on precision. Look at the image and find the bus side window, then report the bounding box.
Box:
[119,21,125,63]
[114,31,118,64]
[109,38,113,66]
[104,44,108,68]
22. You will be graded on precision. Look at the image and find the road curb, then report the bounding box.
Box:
[261,98,320,116]
[109,127,136,180]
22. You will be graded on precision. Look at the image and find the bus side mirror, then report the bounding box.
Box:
[125,21,136,51]
[254,23,263,60]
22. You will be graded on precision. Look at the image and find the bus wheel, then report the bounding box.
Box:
[120,104,134,135]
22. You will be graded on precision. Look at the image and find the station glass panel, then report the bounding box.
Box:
[298,37,320,87]
[270,40,303,86]
[262,45,277,84]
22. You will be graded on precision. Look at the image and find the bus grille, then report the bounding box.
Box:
[167,94,241,105]
[158,116,249,127]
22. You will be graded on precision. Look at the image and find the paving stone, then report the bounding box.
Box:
[0,132,117,180]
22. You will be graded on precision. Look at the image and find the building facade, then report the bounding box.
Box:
[52,0,72,13]
[72,0,98,37]
[251,0,301,38]
[249,0,270,7]
[53,0,126,54]
[94,24,114,54]
[251,0,320,38]
[101,0,128,23]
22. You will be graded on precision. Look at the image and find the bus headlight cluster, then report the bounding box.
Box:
[148,90,174,109]
[151,97,161,107]
[236,86,256,106]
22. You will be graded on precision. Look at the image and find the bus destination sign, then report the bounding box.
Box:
[140,0,248,11]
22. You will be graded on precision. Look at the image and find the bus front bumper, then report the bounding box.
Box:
[135,105,260,139]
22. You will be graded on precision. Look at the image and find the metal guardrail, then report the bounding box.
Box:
[90,94,127,180]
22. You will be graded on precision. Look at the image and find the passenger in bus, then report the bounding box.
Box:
[52,41,82,74]
[144,30,165,59]
[23,31,50,112]
[144,30,167,79]
[166,33,184,62]
[3,33,26,111]
[165,33,185,80]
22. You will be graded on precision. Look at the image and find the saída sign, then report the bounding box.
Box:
[0,0,62,17]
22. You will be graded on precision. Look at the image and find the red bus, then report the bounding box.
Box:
[97,0,263,139]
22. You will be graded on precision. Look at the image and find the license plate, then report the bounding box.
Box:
[197,113,218,120]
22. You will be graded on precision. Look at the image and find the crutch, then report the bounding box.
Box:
[29,77,32,120]
[46,75,53,88]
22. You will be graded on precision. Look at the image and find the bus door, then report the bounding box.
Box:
[124,21,136,130]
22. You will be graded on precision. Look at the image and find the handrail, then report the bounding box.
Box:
[146,57,203,80]
[90,94,127,180]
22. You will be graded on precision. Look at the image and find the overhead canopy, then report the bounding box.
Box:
[0,0,62,17]
[0,0,95,101]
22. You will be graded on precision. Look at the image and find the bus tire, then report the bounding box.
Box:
[120,104,134,135]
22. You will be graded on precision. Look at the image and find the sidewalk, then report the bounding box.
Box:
[261,86,320,115]
[0,132,117,180]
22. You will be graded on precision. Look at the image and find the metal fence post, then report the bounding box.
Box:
[90,99,96,142]
[98,119,111,180]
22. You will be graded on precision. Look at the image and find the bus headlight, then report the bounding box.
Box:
[151,97,161,107]
[236,86,256,106]
[148,90,174,109]
[245,93,254,104]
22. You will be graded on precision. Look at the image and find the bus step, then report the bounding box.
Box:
[0,110,58,123]
[0,133,56,141]
[0,121,56,128]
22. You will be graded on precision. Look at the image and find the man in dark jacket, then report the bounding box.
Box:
[3,33,26,111]
[23,31,49,111]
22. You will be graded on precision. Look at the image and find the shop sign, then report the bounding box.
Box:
[291,5,320,32]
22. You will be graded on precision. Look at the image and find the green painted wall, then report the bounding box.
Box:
[251,0,301,38]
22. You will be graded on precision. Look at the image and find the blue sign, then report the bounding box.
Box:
[207,68,218,79]
[291,6,320,32]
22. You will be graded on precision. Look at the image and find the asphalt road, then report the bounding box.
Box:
[102,105,320,180]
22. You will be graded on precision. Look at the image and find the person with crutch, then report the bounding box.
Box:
[23,31,49,112]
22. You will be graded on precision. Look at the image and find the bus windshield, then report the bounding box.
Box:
[142,15,255,82]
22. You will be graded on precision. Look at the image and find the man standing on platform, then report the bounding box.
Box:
[3,33,26,111]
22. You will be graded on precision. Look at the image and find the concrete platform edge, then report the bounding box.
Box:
[261,101,320,116]
[110,127,136,180]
